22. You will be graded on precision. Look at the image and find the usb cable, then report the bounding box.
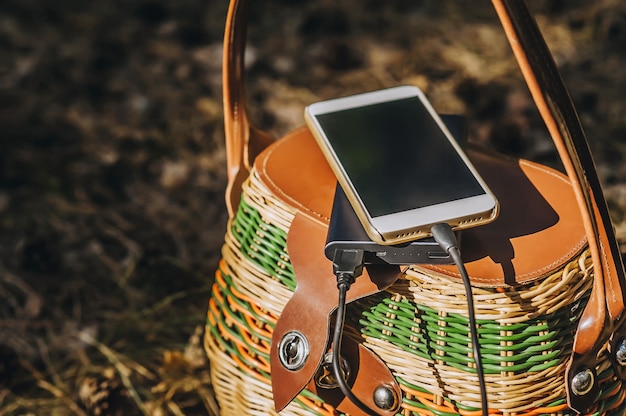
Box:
[431,223,488,416]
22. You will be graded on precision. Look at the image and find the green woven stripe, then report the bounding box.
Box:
[357,291,589,375]
[232,199,297,290]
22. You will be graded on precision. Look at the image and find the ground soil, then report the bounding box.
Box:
[1,0,625,414]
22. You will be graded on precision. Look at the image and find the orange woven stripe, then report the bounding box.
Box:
[231,355,338,415]
[207,298,219,325]
[232,355,269,383]
[212,270,227,304]
[233,341,271,373]
[249,301,278,324]
[599,377,621,399]
[228,279,261,305]
[400,383,457,414]
[242,312,273,339]
[416,396,461,414]
[225,297,273,340]
[239,324,271,355]
[520,404,569,415]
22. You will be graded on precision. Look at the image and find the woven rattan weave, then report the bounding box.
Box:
[204,169,626,415]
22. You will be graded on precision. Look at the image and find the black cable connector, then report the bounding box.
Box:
[431,223,488,416]
[332,248,364,287]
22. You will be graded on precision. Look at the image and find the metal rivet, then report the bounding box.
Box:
[373,385,398,411]
[615,339,626,366]
[314,352,351,389]
[278,331,309,371]
[571,368,594,396]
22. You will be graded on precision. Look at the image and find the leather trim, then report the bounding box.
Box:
[222,0,275,216]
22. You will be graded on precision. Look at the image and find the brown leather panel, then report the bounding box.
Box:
[270,213,400,411]
[258,126,337,224]
[256,127,586,287]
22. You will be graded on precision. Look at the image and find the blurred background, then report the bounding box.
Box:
[1,0,625,414]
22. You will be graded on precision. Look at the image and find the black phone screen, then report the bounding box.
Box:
[314,96,485,217]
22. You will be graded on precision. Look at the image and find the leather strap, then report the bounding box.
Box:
[221,0,626,413]
[222,0,274,217]
[492,1,626,411]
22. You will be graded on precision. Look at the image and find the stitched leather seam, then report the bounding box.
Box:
[519,159,572,184]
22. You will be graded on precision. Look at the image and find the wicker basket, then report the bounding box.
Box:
[204,169,626,415]
[205,0,626,414]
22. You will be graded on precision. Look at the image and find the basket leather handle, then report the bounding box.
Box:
[222,0,275,217]
[221,0,626,412]
[491,1,626,411]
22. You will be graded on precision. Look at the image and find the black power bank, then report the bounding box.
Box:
[324,114,466,265]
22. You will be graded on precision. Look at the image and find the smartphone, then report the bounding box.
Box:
[325,114,466,264]
[305,85,498,245]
